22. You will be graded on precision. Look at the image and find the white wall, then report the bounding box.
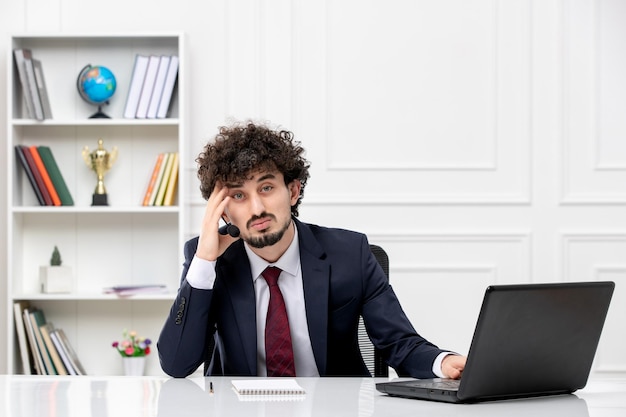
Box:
[1,0,625,375]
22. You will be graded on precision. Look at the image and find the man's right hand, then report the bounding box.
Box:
[195,183,238,261]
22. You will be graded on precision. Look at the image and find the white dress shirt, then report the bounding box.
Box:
[185,227,448,377]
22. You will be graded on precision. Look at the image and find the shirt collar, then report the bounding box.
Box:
[244,221,300,281]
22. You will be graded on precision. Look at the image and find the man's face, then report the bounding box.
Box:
[224,170,300,249]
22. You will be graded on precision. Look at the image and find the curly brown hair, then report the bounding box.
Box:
[197,122,311,216]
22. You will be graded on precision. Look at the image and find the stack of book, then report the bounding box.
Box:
[14,145,74,206]
[124,54,179,119]
[13,301,87,375]
[142,152,179,206]
[13,48,53,120]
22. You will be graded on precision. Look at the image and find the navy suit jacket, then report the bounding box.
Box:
[157,218,444,378]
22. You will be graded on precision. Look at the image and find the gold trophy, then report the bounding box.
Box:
[82,138,118,206]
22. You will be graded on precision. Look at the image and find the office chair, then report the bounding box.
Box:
[204,244,391,377]
[359,244,390,377]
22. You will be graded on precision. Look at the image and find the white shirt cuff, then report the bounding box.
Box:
[185,255,217,290]
[432,352,454,378]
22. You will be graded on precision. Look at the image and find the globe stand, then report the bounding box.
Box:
[89,104,111,119]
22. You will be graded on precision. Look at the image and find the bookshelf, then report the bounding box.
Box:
[5,33,186,376]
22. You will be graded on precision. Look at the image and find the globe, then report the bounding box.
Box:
[77,64,117,118]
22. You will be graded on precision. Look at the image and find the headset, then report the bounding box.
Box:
[218,223,240,238]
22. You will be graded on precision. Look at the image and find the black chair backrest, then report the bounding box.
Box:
[369,244,389,278]
[358,244,389,377]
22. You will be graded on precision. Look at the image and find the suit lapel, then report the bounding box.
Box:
[219,242,258,375]
[296,220,330,375]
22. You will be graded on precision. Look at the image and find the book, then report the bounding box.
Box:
[163,152,179,206]
[135,55,161,118]
[22,307,44,375]
[29,309,58,374]
[148,152,170,206]
[154,152,175,206]
[22,53,45,120]
[53,328,87,375]
[156,55,179,118]
[39,323,68,375]
[14,145,45,205]
[146,55,171,118]
[142,153,165,206]
[13,49,38,119]
[32,59,53,119]
[37,146,74,205]
[231,379,306,396]
[20,145,53,205]
[13,301,33,374]
[123,54,149,118]
[28,145,61,206]
[49,330,77,375]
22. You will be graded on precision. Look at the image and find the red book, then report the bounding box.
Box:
[28,146,61,206]
[20,145,53,205]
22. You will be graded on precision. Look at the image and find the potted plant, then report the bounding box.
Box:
[40,246,73,293]
[112,329,152,376]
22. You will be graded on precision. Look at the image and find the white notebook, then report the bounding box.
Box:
[231,379,305,396]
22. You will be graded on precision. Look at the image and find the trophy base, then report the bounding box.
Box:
[92,193,108,206]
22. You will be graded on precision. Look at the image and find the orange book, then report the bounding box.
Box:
[142,153,165,206]
[29,146,61,206]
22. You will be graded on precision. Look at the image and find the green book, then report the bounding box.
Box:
[29,309,58,375]
[37,146,74,206]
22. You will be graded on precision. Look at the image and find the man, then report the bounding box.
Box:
[157,121,466,378]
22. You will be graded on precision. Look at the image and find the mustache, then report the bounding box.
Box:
[246,212,276,229]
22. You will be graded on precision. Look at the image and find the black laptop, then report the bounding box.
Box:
[376,281,615,403]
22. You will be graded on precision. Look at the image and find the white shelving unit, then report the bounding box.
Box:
[5,33,186,376]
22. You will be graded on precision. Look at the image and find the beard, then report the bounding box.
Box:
[245,216,292,249]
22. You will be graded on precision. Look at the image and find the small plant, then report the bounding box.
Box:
[112,329,152,357]
[50,246,62,266]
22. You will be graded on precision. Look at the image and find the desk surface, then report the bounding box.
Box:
[2,375,625,417]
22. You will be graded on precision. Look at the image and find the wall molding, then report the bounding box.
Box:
[560,0,626,204]
[188,194,532,207]
[560,232,626,280]
[390,264,497,281]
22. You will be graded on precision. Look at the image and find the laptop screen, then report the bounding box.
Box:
[457,281,614,401]
[376,281,614,403]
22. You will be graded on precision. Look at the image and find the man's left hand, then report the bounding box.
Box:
[441,355,466,379]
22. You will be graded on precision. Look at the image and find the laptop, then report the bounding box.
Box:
[376,281,615,403]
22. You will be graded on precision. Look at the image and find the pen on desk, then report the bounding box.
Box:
[210,381,214,394]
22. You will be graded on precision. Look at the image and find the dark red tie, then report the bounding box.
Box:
[262,266,296,377]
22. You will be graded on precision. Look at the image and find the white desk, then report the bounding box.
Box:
[1,375,625,417]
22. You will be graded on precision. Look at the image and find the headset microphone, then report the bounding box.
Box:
[218,223,240,238]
